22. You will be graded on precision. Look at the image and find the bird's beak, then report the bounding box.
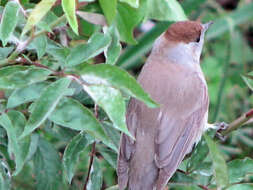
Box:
[202,21,213,32]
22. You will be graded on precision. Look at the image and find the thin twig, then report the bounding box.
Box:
[0,15,66,67]
[83,105,98,190]
[220,109,253,136]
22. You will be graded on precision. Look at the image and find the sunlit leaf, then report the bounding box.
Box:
[0,1,19,46]
[242,75,253,91]
[99,0,117,24]
[0,67,52,89]
[22,0,57,35]
[76,63,158,108]
[0,111,30,175]
[119,0,139,8]
[227,184,253,190]
[49,97,116,150]
[105,185,119,190]
[33,137,62,190]
[146,0,187,21]
[66,33,111,66]
[20,78,71,138]
[63,132,94,183]
[104,25,121,65]
[62,0,78,34]
[204,134,229,188]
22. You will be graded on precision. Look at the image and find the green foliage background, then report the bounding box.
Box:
[0,0,252,189]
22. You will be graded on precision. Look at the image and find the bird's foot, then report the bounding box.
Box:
[214,122,229,141]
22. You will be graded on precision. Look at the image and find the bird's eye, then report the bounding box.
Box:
[195,36,200,43]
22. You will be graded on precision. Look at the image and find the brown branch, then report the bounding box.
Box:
[83,105,98,190]
[220,109,253,136]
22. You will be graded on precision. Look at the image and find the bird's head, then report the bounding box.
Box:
[152,21,213,62]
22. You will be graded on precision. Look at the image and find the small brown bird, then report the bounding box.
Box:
[117,21,213,190]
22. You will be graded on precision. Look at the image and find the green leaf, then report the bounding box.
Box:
[104,25,121,65]
[204,134,229,188]
[116,2,145,44]
[242,75,253,91]
[105,185,119,190]
[0,160,11,190]
[76,63,158,108]
[62,0,78,34]
[228,157,253,183]
[186,138,209,172]
[49,97,116,150]
[7,82,49,108]
[206,3,253,40]
[227,184,253,190]
[22,0,57,35]
[119,0,139,8]
[66,32,111,66]
[117,21,171,69]
[101,122,120,150]
[84,85,132,138]
[0,47,14,59]
[20,78,71,138]
[146,0,187,21]
[99,0,117,24]
[97,145,117,169]
[33,137,62,190]
[0,111,30,175]
[0,65,27,76]
[87,157,103,190]
[0,1,19,46]
[63,132,94,183]
[28,35,47,59]
[0,67,52,89]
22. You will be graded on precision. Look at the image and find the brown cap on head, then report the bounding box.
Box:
[165,21,203,44]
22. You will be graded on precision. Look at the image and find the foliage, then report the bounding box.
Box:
[0,0,252,190]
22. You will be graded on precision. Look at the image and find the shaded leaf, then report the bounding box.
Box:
[20,78,71,138]
[66,32,111,66]
[28,35,47,59]
[0,47,14,59]
[206,3,253,40]
[146,0,187,21]
[228,157,253,183]
[97,145,117,169]
[49,97,116,150]
[105,185,119,190]
[0,1,19,46]
[101,122,120,151]
[62,0,78,34]
[0,65,27,77]
[22,0,57,35]
[7,82,49,108]
[77,63,158,108]
[84,85,132,137]
[87,157,103,190]
[0,161,11,190]
[33,137,62,190]
[227,184,253,190]
[99,0,117,24]
[63,132,94,183]
[0,67,52,89]
[0,111,30,175]
[204,134,229,188]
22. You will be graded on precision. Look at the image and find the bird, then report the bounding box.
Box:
[117,20,213,190]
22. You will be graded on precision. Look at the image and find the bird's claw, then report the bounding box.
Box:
[214,122,229,141]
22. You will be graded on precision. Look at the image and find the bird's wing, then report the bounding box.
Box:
[117,99,140,190]
[154,72,209,189]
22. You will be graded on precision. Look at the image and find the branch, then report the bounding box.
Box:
[220,109,253,136]
[0,15,66,67]
[83,105,98,190]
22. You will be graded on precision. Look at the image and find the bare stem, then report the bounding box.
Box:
[221,109,253,136]
[0,15,66,67]
[83,105,98,190]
